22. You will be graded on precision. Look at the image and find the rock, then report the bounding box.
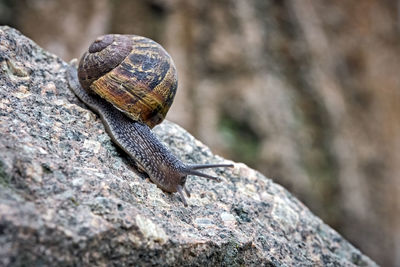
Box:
[0,26,376,266]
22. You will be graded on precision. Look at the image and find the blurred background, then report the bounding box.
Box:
[1,0,399,265]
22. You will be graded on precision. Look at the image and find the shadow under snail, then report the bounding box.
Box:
[66,34,233,206]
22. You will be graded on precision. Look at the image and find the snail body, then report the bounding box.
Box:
[67,34,232,206]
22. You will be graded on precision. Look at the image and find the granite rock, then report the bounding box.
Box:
[0,26,377,266]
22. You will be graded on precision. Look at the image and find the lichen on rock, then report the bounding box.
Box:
[0,26,377,266]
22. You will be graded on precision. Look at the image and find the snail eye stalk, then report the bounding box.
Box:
[182,163,234,181]
[177,163,234,205]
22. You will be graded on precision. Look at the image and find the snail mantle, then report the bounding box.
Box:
[0,27,376,266]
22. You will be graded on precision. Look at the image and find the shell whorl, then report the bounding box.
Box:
[78,34,178,128]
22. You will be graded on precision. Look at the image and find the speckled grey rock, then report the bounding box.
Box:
[0,26,377,267]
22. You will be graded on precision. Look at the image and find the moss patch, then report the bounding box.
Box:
[0,160,10,187]
[219,113,261,166]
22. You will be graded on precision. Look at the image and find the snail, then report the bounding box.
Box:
[66,34,233,206]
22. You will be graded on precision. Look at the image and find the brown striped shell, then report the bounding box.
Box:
[77,34,178,128]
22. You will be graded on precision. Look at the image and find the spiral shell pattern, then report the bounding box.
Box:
[78,34,178,128]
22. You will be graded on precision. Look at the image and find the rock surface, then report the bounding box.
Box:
[0,26,377,266]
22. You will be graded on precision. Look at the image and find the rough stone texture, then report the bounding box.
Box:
[0,26,377,266]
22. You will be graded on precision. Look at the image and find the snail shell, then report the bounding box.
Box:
[77,34,177,128]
